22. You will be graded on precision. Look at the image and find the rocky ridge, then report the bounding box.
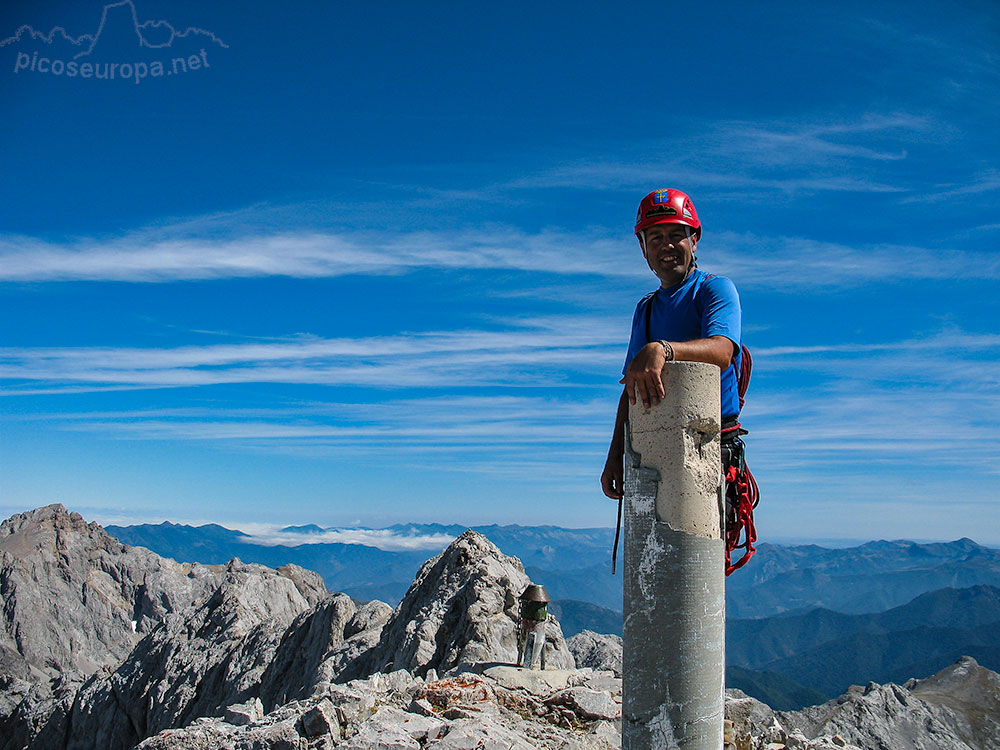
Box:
[1,505,998,749]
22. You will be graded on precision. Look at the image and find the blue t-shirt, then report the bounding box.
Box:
[623,268,743,418]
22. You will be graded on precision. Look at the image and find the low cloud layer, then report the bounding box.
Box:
[236,525,458,551]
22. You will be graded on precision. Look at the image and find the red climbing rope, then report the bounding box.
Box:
[723,438,759,576]
[723,344,758,576]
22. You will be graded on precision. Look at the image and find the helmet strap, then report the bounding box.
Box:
[684,226,697,276]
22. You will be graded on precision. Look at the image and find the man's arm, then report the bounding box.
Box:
[600,334,733,500]
[621,336,734,409]
[600,389,629,500]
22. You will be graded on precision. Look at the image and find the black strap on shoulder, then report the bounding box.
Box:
[642,290,657,344]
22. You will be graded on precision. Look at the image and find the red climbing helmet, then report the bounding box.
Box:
[634,189,702,239]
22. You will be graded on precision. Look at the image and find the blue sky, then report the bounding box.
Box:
[1,0,998,544]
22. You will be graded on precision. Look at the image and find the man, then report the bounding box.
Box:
[601,188,742,501]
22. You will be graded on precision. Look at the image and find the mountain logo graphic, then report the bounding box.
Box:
[0,0,228,59]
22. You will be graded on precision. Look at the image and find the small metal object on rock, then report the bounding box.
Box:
[516,583,550,670]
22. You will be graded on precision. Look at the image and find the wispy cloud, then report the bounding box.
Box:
[4,222,996,291]
[8,328,998,487]
[0,318,625,393]
[23,395,611,448]
[235,525,457,551]
[743,330,1000,479]
[0,228,638,283]
[899,170,1000,203]
[509,114,930,195]
[705,232,1000,288]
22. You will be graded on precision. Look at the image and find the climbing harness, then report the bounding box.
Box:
[611,290,760,576]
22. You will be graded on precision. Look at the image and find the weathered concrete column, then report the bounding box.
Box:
[622,361,725,749]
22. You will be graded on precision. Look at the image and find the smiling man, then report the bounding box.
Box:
[601,188,743,501]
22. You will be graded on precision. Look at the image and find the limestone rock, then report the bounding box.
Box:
[65,560,323,750]
[345,599,394,638]
[224,697,264,726]
[301,697,340,738]
[483,665,574,694]
[258,592,359,709]
[910,655,1000,748]
[777,657,999,750]
[567,630,623,677]
[342,530,574,680]
[546,686,620,721]
[0,504,224,680]
[0,504,231,749]
[723,656,1000,750]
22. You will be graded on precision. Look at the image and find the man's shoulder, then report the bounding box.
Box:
[695,270,739,296]
[633,289,658,309]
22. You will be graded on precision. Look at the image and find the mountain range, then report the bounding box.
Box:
[107,521,1000,619]
[105,519,1000,711]
[4,505,1000,749]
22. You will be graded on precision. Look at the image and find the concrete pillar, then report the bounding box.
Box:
[622,361,725,750]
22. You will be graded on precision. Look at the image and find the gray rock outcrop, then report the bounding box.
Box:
[567,630,623,677]
[65,559,325,750]
[0,505,224,679]
[341,530,575,679]
[259,594,392,709]
[0,504,233,749]
[777,656,1000,749]
[719,656,1000,750]
[136,667,623,750]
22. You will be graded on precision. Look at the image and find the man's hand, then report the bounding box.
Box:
[620,341,667,408]
[601,451,624,500]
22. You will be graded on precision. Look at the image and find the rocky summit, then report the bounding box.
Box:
[1,505,998,749]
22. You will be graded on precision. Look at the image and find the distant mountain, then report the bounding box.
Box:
[547,599,622,638]
[106,522,1000,625]
[727,585,1000,702]
[725,666,827,712]
[726,538,1000,618]
[108,522,620,605]
[280,524,325,534]
[526,562,622,611]
[761,621,1000,700]
[106,521,428,598]
[557,584,1000,709]
[536,583,1000,710]
[729,585,1000,667]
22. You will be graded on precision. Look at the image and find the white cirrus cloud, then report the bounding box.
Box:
[0,228,638,283]
[0,317,626,393]
[3,223,995,289]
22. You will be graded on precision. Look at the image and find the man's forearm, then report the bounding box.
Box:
[600,389,630,499]
[664,336,734,370]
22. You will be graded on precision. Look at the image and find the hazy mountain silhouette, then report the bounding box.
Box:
[726,585,1000,702]
[108,522,1000,618]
